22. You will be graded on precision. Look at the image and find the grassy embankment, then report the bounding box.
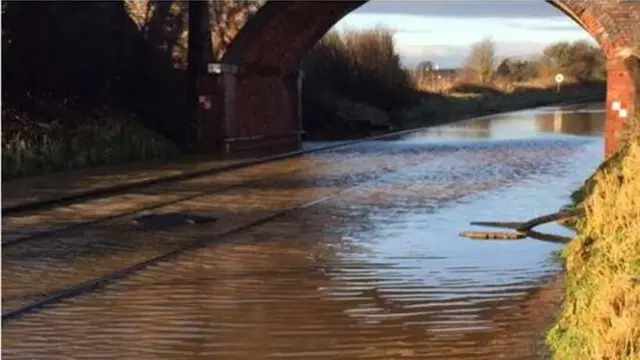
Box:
[2,28,604,179]
[546,116,640,360]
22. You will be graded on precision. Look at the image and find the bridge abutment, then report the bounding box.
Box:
[605,57,639,156]
[196,65,303,154]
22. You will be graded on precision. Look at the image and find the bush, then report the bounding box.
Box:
[540,40,605,82]
[302,28,419,134]
[2,109,181,180]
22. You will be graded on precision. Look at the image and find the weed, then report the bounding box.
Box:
[2,115,180,180]
[546,136,640,360]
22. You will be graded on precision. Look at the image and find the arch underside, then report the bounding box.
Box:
[547,0,640,60]
[211,0,640,156]
[224,0,640,72]
[223,1,365,72]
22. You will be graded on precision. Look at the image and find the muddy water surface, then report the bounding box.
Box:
[3,103,605,359]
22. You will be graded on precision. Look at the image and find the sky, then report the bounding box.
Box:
[332,0,597,68]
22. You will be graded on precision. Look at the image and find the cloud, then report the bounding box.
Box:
[494,41,550,57]
[337,25,432,35]
[396,40,557,68]
[392,28,433,35]
[395,43,468,68]
[505,20,582,32]
[395,43,462,58]
[510,23,578,32]
[356,0,566,19]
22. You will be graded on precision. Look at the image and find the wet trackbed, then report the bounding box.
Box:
[2,103,605,359]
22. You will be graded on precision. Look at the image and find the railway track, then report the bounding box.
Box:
[1,140,399,249]
[1,125,449,322]
[1,125,432,249]
[3,101,588,222]
[2,160,320,248]
[2,103,592,323]
[2,151,438,321]
[1,142,349,217]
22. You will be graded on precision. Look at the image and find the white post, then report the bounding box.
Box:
[555,73,564,93]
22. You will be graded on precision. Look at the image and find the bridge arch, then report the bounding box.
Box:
[196,0,640,155]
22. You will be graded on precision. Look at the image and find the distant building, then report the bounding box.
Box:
[412,66,458,80]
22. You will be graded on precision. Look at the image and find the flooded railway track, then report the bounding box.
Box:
[1,137,587,321]
[2,103,606,359]
[1,151,446,321]
[1,124,449,249]
[2,124,471,321]
[2,158,323,248]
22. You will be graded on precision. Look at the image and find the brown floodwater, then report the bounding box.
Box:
[2,103,605,359]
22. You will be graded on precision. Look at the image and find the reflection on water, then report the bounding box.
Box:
[404,102,605,141]
[534,103,604,136]
[3,103,605,359]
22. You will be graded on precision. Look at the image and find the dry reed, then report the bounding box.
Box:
[547,134,640,360]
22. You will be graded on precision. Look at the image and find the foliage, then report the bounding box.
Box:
[2,110,181,180]
[462,37,496,84]
[124,0,263,66]
[415,38,604,91]
[495,57,537,82]
[546,135,640,360]
[416,60,435,73]
[412,37,606,96]
[302,28,418,134]
[2,0,264,178]
[547,115,640,359]
[540,40,605,81]
[208,0,264,60]
[302,30,606,139]
[2,1,187,146]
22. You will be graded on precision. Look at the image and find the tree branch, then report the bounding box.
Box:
[460,208,585,241]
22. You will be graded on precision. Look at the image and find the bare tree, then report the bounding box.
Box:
[124,0,264,67]
[463,37,496,84]
[208,0,264,60]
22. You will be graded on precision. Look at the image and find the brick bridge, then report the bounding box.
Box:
[193,0,640,156]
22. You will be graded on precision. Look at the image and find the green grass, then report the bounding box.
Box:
[546,133,640,360]
[2,119,181,180]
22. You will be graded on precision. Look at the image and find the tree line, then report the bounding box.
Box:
[433,37,605,84]
[302,30,606,137]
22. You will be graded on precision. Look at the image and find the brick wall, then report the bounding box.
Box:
[196,0,640,155]
[605,59,635,156]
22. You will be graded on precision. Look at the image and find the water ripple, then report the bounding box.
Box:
[3,104,604,360]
